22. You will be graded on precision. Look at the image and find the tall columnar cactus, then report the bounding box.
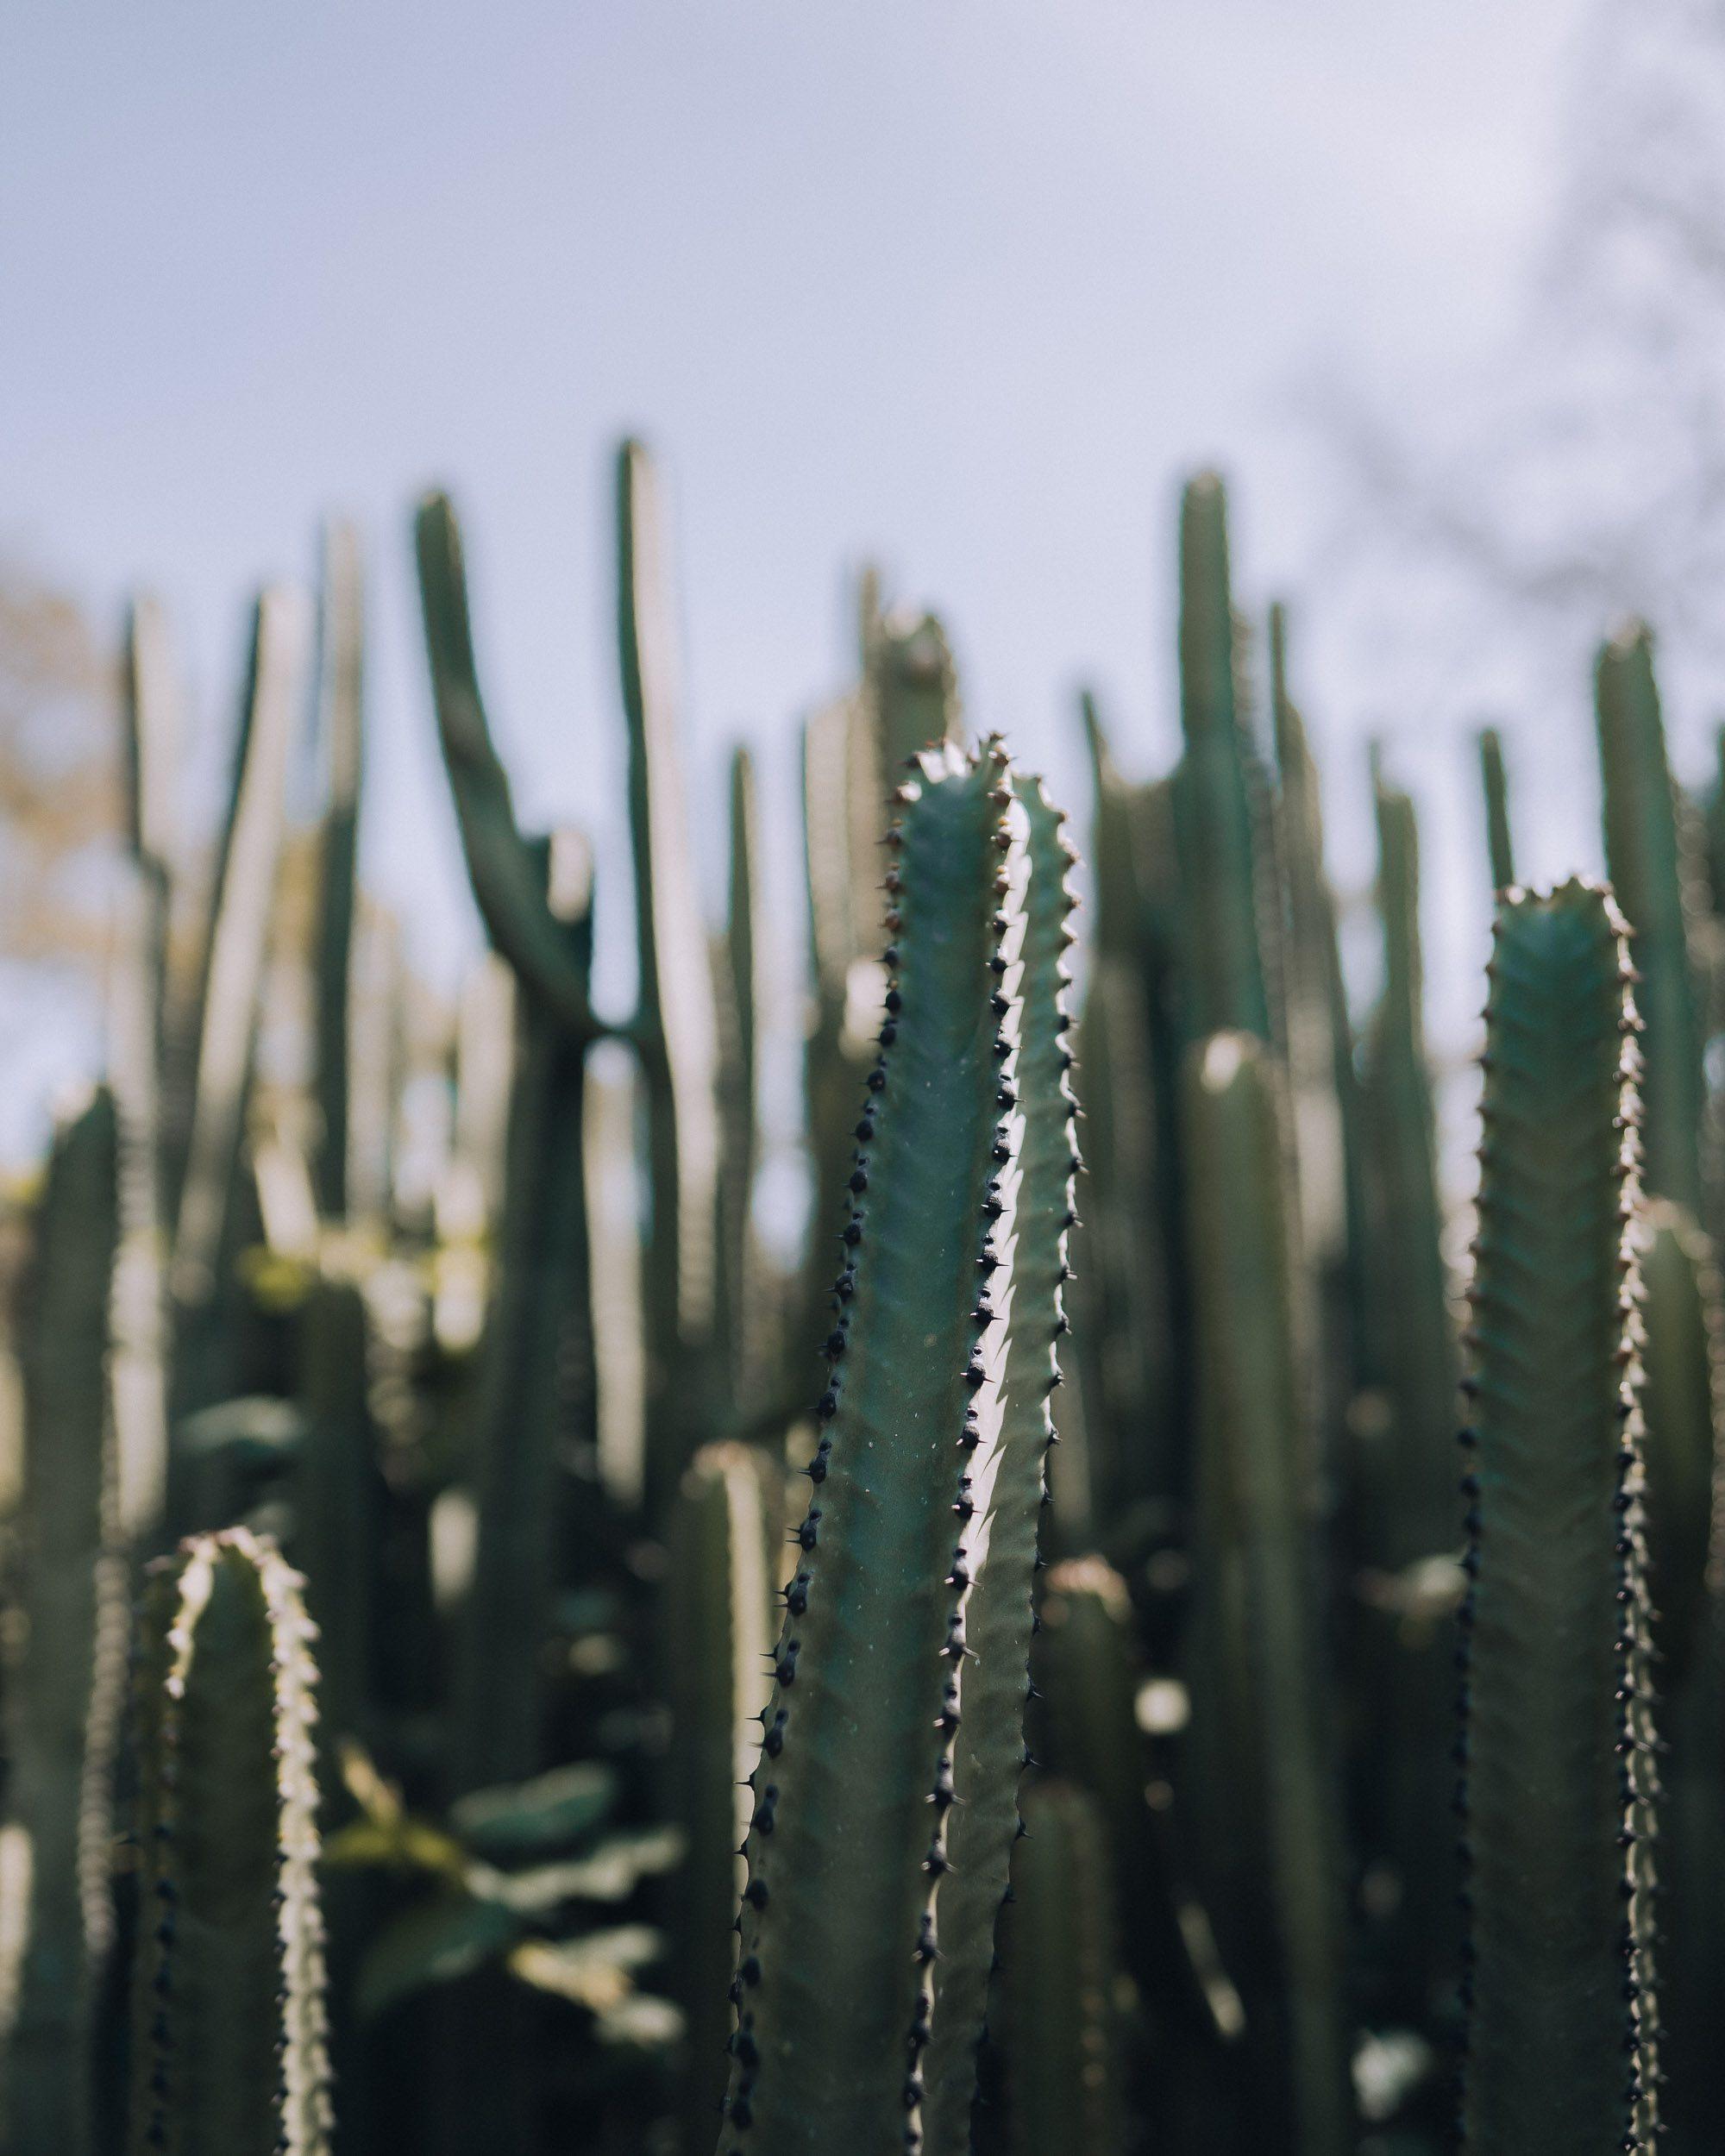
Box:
[1477,727,1516,893]
[127,1528,330,2156]
[310,519,365,1224]
[719,743,1070,2156]
[170,589,310,1349]
[292,1276,380,1757]
[1596,625,1709,1215]
[1460,881,1659,2156]
[1,1090,121,2156]
[866,605,962,773]
[617,438,723,1510]
[1360,758,1459,1568]
[1635,1200,1721,1693]
[1182,1032,1352,2156]
[416,496,605,1787]
[1170,473,1272,1044]
[666,1440,783,2153]
[995,1780,1126,2156]
[714,745,768,1419]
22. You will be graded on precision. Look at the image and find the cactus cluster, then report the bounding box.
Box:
[2,441,1724,2156]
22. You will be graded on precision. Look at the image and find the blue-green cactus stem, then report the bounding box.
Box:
[1185,1031,1353,2155]
[413,491,605,1042]
[667,1440,783,2153]
[292,1276,380,1759]
[866,602,962,771]
[721,746,1028,2156]
[1171,472,1272,1044]
[2,1089,121,2156]
[1477,727,1516,893]
[127,1528,330,2156]
[1461,880,1659,2156]
[996,1780,1126,2156]
[1636,1200,1721,1693]
[716,745,768,1416]
[310,519,365,1221]
[616,438,723,1514]
[919,772,1077,2156]
[1595,625,1708,1214]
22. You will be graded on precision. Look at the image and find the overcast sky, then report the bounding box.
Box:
[2,0,1586,1128]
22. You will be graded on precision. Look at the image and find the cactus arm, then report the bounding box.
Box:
[292,1278,379,1758]
[128,1529,330,2156]
[667,1440,782,2151]
[716,745,766,1413]
[1595,626,1709,1212]
[1461,881,1659,2155]
[1171,473,1271,1042]
[172,587,310,1321]
[455,831,599,1793]
[1,1091,120,2155]
[411,491,604,1041]
[722,749,1019,2156]
[919,776,1077,2156]
[869,609,962,770]
[1477,727,1516,893]
[996,1781,1126,2156]
[616,439,723,1507]
[311,519,364,1221]
[1186,1032,1353,2154]
[1634,1200,1720,1695]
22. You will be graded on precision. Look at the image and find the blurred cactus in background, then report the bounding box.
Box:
[3,441,1724,2156]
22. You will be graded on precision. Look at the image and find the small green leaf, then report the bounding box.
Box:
[355,1892,523,2021]
[451,1761,618,1857]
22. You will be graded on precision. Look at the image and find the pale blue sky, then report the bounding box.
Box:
[3,0,1583,1085]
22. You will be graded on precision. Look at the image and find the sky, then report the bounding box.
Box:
[0,0,1588,1137]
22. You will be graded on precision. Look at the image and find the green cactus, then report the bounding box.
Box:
[866,604,962,772]
[1477,727,1516,893]
[1,1090,122,2156]
[617,438,724,1514]
[715,745,768,1419]
[127,1527,330,2156]
[310,519,365,1224]
[666,1439,783,2152]
[170,589,310,1344]
[1170,473,1272,1044]
[1183,1031,1352,2155]
[1635,1200,1721,1694]
[995,1780,1126,2156]
[1460,880,1659,2156]
[720,744,1065,2156]
[1596,624,1709,1214]
[292,1276,380,1758]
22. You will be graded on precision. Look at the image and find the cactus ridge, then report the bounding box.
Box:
[721,743,1029,2156]
[917,769,1079,2156]
[128,1528,330,2156]
[1460,880,1660,2156]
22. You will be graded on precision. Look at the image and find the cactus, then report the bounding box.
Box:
[1170,473,1272,1044]
[1634,1200,1721,1693]
[1477,727,1516,893]
[311,520,365,1224]
[666,1440,783,2152]
[170,589,310,1330]
[714,746,768,1419]
[292,1276,380,1757]
[1596,624,1709,1214]
[126,1527,330,2156]
[1459,881,1659,2156]
[995,1781,1126,2156]
[866,605,962,772]
[0,1089,122,2155]
[617,439,723,1513]
[720,743,1065,2156]
[1182,1032,1352,2155]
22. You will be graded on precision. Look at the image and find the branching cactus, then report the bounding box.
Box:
[1460,880,1659,2156]
[127,1527,330,2156]
[718,743,1074,2156]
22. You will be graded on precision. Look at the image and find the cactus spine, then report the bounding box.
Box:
[721,744,1063,2156]
[1460,881,1659,2155]
[127,1528,329,2156]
